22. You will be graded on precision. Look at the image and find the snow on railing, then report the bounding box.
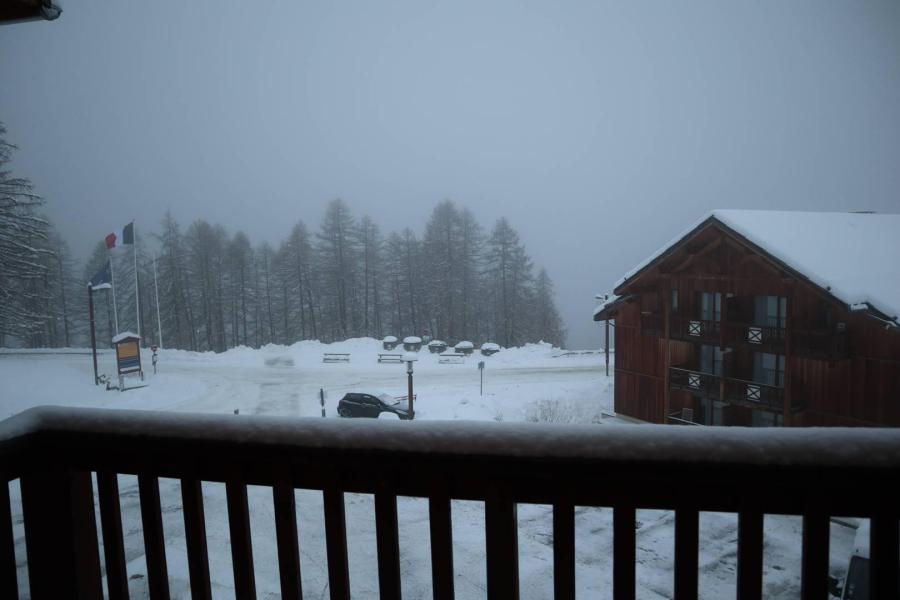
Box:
[1,406,899,599]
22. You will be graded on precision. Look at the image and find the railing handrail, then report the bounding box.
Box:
[4,405,900,476]
[3,406,900,599]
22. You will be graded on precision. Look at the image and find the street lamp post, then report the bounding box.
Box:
[403,352,418,420]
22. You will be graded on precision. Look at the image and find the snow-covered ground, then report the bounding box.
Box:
[0,340,857,599]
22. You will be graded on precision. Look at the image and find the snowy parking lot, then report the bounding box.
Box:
[1,340,856,599]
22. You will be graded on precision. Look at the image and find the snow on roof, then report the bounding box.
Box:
[481,342,500,350]
[593,294,620,318]
[112,332,140,343]
[455,341,474,349]
[615,210,900,322]
[403,336,422,344]
[382,336,398,342]
[428,339,447,346]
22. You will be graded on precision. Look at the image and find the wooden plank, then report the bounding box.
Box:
[273,482,302,600]
[736,511,763,600]
[138,474,171,600]
[552,501,575,600]
[0,481,18,600]
[673,508,698,600]
[180,478,212,600]
[97,471,130,600]
[613,505,636,600]
[21,470,103,600]
[869,514,899,600]
[485,490,519,599]
[323,487,350,600]
[375,491,402,599]
[428,495,455,600]
[800,512,829,600]
[225,480,257,600]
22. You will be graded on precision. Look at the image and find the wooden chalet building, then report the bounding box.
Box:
[594,210,900,427]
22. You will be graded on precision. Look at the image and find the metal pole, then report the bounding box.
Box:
[88,285,99,385]
[133,222,140,340]
[605,319,610,377]
[320,388,326,418]
[153,254,163,348]
[408,370,415,420]
[109,256,119,335]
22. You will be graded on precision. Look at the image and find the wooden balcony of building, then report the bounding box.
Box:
[668,366,801,414]
[641,312,847,362]
[2,406,899,600]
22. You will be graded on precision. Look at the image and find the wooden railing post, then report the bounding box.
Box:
[429,494,455,600]
[21,469,103,600]
[613,505,636,600]
[553,500,575,600]
[485,488,519,599]
[97,471,131,600]
[0,480,19,600]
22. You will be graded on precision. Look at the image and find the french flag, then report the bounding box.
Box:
[105,222,134,249]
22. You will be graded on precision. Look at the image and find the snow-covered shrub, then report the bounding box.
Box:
[524,399,600,424]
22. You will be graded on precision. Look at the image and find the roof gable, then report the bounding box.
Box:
[613,210,900,324]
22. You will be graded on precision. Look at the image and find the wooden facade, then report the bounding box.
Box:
[596,216,900,427]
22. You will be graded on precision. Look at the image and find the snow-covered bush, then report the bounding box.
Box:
[524,399,599,424]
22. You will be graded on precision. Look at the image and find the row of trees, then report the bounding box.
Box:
[1,125,567,351]
[135,198,565,352]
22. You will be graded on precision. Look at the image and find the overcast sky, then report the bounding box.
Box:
[2,1,899,348]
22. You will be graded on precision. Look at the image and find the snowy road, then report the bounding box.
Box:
[0,341,856,599]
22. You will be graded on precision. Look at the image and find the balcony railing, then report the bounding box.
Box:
[670,316,721,344]
[723,376,786,412]
[727,322,786,353]
[2,406,899,600]
[669,366,721,399]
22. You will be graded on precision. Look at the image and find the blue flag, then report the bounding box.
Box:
[89,261,112,290]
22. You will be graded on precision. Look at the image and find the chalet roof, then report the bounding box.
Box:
[613,210,900,325]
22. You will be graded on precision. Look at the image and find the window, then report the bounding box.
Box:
[753,352,785,387]
[671,289,679,314]
[700,344,724,376]
[754,295,787,328]
[698,292,722,322]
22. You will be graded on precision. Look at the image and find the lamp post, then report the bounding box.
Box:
[403,352,418,420]
[596,293,612,377]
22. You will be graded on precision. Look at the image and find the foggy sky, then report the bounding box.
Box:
[2,1,899,348]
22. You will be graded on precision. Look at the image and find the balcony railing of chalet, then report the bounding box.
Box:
[723,377,786,412]
[2,407,900,600]
[669,366,721,399]
[670,316,721,344]
[727,322,786,353]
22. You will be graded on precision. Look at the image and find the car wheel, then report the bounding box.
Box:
[338,407,352,418]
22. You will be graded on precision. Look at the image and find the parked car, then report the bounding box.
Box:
[337,392,410,419]
[830,520,871,599]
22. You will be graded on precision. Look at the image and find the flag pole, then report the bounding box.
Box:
[88,283,99,385]
[133,221,141,341]
[153,254,163,348]
[109,256,119,335]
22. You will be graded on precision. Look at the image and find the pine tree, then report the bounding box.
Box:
[316,199,357,340]
[0,123,51,344]
[485,218,534,347]
[532,268,566,346]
